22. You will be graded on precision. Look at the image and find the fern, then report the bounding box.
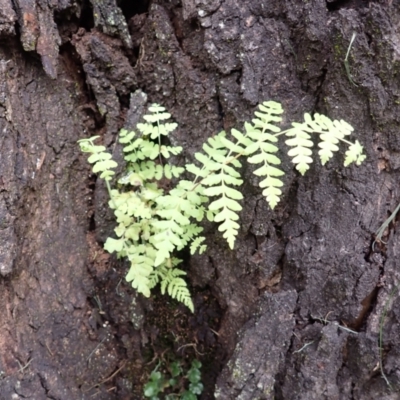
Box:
[189,131,244,249]
[284,112,359,173]
[79,100,366,311]
[244,102,285,209]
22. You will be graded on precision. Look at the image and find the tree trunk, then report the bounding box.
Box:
[0,0,399,399]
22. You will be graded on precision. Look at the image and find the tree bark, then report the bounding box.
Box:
[0,0,399,399]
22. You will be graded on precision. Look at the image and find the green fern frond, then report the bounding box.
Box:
[285,119,314,175]
[119,129,135,142]
[251,101,284,132]
[180,224,204,244]
[314,115,349,164]
[241,102,285,208]
[192,132,229,172]
[148,269,161,290]
[104,237,125,253]
[204,172,243,249]
[142,142,161,160]
[231,128,254,149]
[124,245,159,296]
[150,222,185,266]
[190,236,207,255]
[137,103,178,139]
[192,132,244,248]
[148,104,166,113]
[164,164,185,179]
[188,128,246,247]
[119,130,149,163]
[344,140,366,166]
[244,118,284,209]
[78,137,117,181]
[158,266,194,312]
[160,144,183,158]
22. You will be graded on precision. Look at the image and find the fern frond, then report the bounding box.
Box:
[244,120,284,208]
[156,183,204,216]
[148,269,161,290]
[104,237,125,253]
[180,224,204,245]
[126,261,153,297]
[137,103,178,139]
[310,114,352,165]
[192,132,228,174]
[119,130,149,163]
[119,129,135,143]
[344,140,366,166]
[231,128,254,149]
[160,144,183,158]
[186,163,208,178]
[158,266,194,312]
[188,130,246,248]
[120,223,141,241]
[251,101,284,134]
[285,117,314,175]
[190,236,207,255]
[78,136,117,181]
[164,164,185,179]
[133,141,159,160]
[203,167,243,249]
[150,198,205,264]
[150,221,185,266]
[148,104,166,113]
[125,245,157,298]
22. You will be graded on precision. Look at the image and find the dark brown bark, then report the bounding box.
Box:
[1,0,400,399]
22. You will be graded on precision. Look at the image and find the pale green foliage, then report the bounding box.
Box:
[245,102,285,209]
[284,113,361,174]
[79,100,366,311]
[79,105,199,312]
[144,359,203,399]
[78,136,118,181]
[344,140,366,166]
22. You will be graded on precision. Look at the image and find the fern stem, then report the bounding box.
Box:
[338,138,354,146]
[274,129,290,137]
[105,179,117,209]
[156,111,163,166]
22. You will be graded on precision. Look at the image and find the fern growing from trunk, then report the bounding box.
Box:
[78,100,366,311]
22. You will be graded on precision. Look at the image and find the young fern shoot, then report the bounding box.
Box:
[79,100,366,311]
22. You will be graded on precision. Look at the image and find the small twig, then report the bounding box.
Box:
[293,341,314,354]
[36,151,46,171]
[45,343,54,357]
[17,358,33,373]
[209,328,220,337]
[344,32,358,86]
[373,202,400,250]
[177,343,205,356]
[311,315,358,335]
[87,337,107,362]
[145,349,169,366]
[334,323,358,335]
[115,279,123,296]
[84,361,127,392]
[93,295,103,312]
[134,38,145,69]
[91,386,117,398]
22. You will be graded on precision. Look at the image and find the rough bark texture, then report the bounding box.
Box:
[1,0,400,399]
